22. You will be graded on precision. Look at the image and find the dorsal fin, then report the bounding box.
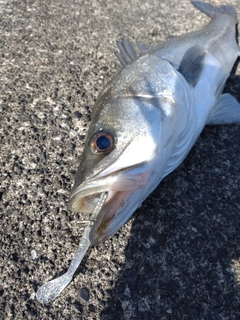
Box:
[178,45,206,86]
[115,40,148,67]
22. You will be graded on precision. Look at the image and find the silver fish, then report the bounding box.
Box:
[68,1,240,246]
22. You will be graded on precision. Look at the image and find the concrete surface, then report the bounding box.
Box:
[1,0,240,319]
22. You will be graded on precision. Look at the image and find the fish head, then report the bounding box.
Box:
[68,56,191,245]
[68,93,163,245]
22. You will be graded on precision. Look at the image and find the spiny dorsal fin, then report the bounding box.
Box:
[115,40,148,67]
[178,45,206,87]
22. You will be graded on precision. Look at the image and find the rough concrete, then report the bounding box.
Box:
[1,0,240,319]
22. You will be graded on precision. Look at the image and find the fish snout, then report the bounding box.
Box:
[68,162,150,244]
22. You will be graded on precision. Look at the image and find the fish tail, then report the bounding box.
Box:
[191,1,237,20]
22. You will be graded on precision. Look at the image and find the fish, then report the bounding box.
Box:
[68,1,240,246]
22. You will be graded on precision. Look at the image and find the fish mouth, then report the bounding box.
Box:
[68,162,150,245]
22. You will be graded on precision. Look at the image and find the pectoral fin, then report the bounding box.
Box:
[178,46,206,86]
[207,93,240,125]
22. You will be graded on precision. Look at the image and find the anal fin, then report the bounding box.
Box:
[207,93,240,125]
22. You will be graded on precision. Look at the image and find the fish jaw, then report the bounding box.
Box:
[68,162,151,245]
[89,189,142,245]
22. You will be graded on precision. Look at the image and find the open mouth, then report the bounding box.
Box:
[68,162,150,245]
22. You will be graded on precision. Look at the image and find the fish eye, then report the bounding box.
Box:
[90,130,114,154]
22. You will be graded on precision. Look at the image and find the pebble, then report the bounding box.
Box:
[31,250,37,260]
[74,111,82,119]
[79,287,90,302]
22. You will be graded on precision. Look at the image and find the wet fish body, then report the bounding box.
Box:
[68,1,240,245]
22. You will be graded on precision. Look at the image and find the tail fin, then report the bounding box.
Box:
[191,1,237,20]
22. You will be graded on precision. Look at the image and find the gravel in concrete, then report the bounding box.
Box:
[1,0,240,319]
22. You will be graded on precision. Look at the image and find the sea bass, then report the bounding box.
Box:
[36,0,240,304]
[68,1,240,246]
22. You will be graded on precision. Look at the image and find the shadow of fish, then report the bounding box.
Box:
[68,1,240,246]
